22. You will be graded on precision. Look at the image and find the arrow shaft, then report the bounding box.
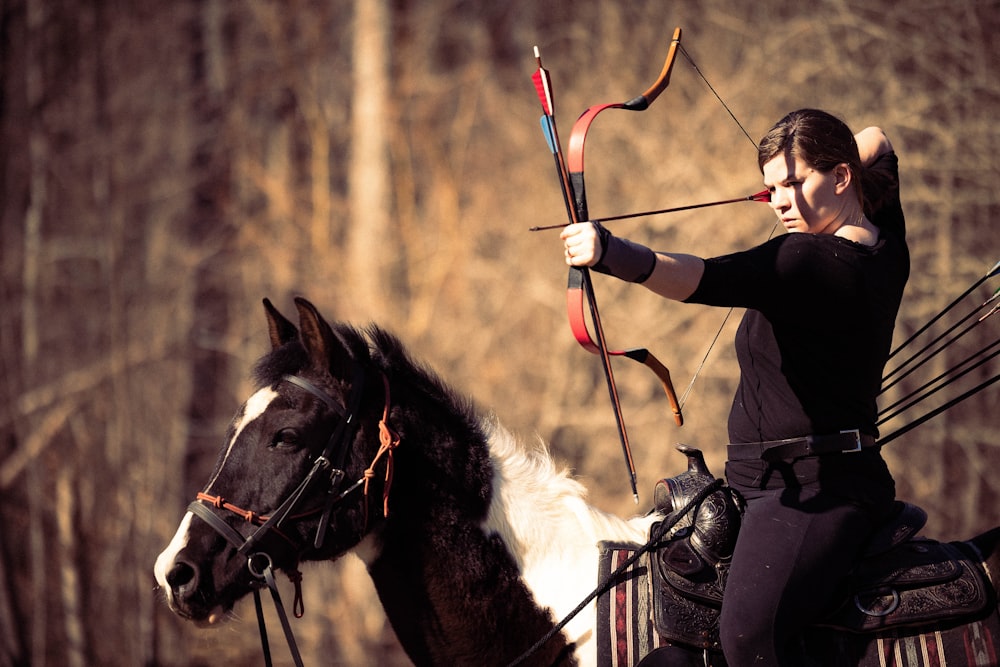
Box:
[878,371,1000,446]
[887,259,998,361]
[529,191,770,231]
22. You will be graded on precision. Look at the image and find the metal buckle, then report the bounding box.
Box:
[854,588,900,617]
[247,552,273,579]
[840,428,862,453]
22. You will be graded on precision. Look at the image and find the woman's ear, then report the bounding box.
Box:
[833,162,854,195]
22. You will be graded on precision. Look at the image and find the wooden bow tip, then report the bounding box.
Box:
[627,26,683,110]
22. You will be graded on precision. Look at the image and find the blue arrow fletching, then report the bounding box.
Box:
[539,115,557,154]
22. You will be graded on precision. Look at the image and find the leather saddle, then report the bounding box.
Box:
[649,446,992,652]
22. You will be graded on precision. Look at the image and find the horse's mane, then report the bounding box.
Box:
[250,322,476,422]
[483,417,652,567]
[363,324,647,550]
[364,324,484,434]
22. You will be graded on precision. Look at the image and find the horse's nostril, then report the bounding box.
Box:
[166,559,197,592]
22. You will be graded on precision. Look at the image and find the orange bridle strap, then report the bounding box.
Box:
[363,373,401,526]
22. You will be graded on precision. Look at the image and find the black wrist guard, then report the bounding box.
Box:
[591,221,657,283]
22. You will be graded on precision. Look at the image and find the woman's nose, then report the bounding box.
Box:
[769,189,787,210]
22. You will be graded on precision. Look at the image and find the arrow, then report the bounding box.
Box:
[529,190,770,231]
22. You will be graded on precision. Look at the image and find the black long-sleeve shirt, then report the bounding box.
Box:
[686,153,908,443]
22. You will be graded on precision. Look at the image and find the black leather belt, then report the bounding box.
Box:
[727,429,878,462]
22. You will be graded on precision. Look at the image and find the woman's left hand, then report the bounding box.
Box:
[560,222,602,267]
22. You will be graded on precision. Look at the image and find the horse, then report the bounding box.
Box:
[154,297,1000,666]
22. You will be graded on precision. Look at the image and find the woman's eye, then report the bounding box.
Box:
[271,429,300,448]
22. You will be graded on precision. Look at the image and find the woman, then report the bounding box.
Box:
[560,109,907,665]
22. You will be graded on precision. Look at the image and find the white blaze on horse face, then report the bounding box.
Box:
[204,386,279,492]
[154,387,277,610]
[154,512,227,624]
[154,512,194,597]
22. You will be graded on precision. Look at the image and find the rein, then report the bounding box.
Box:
[187,367,400,667]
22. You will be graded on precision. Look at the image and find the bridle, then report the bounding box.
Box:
[185,365,401,667]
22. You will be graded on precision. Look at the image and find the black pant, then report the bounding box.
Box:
[717,450,895,666]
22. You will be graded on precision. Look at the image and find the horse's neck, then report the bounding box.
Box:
[367,521,575,666]
[360,417,651,666]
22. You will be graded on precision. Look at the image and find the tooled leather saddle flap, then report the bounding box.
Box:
[657,538,725,606]
[819,540,990,632]
[854,538,961,588]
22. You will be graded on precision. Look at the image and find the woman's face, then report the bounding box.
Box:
[762,152,852,235]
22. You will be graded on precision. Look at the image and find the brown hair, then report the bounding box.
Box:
[757,109,866,212]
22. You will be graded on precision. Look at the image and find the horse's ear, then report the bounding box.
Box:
[293,297,354,381]
[263,298,298,349]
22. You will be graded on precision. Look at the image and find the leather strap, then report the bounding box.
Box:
[187,500,247,548]
[282,374,346,416]
[263,565,305,667]
[727,430,878,462]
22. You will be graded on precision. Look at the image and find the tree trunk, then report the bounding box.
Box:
[348,0,392,320]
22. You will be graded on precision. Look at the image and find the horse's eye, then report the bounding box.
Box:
[271,428,301,449]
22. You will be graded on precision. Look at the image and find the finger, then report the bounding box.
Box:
[561,222,590,239]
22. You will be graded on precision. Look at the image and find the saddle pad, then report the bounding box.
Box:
[596,542,671,667]
[803,618,1000,667]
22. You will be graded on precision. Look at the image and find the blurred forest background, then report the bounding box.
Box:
[1,0,998,665]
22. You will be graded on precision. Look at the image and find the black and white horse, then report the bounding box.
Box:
[155,298,1000,666]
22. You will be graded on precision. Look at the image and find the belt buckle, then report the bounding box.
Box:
[840,428,862,453]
